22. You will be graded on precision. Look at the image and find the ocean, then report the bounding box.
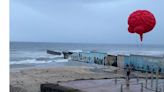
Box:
[10,42,164,65]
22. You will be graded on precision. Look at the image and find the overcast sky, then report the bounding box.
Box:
[10,0,164,44]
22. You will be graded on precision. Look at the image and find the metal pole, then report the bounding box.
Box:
[137,72,139,84]
[151,70,154,88]
[141,83,143,92]
[126,79,129,87]
[163,83,164,92]
[145,71,148,88]
[156,69,159,92]
[115,77,117,84]
[121,84,123,92]
[115,70,117,84]
[159,88,162,92]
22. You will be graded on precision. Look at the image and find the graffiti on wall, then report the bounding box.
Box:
[124,55,164,73]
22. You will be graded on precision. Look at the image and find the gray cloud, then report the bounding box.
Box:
[10,0,164,44]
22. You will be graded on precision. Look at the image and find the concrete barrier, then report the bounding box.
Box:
[40,83,80,92]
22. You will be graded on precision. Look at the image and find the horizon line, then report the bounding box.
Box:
[10,41,164,46]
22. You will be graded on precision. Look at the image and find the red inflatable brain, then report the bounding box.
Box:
[128,10,156,42]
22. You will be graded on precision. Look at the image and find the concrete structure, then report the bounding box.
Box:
[117,55,129,69]
[60,79,164,92]
[105,54,117,66]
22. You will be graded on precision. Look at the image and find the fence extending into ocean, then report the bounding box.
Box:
[70,51,164,74]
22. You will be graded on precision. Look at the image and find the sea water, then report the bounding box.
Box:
[10,42,164,65]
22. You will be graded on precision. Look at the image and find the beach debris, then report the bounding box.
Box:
[128,10,156,42]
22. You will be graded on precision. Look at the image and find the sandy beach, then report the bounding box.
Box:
[10,61,121,92]
[10,60,164,92]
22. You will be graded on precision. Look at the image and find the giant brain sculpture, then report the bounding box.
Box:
[128,10,156,42]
